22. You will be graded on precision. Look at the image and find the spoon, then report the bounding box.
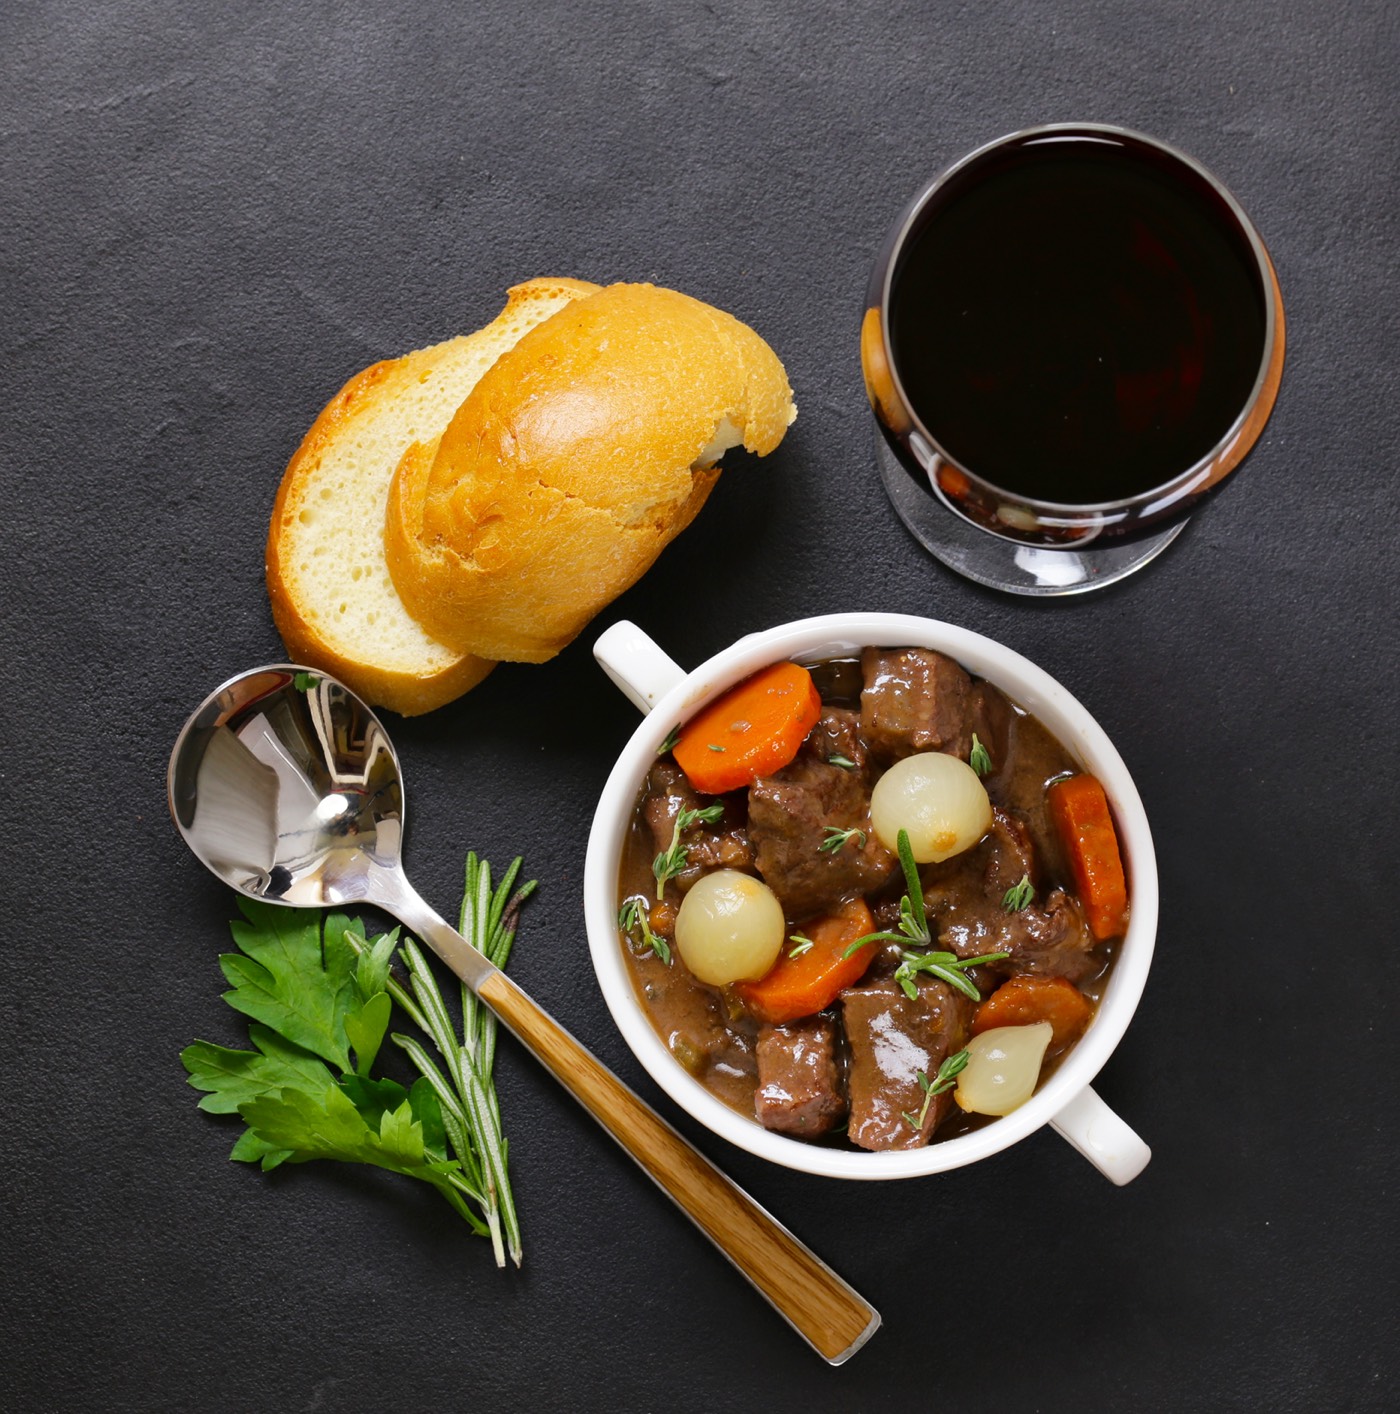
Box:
[167,664,880,1364]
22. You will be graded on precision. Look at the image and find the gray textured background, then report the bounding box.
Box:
[4,2,1397,1410]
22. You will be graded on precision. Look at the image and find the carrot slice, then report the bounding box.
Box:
[672,661,822,795]
[972,975,1092,1049]
[733,897,876,1024]
[1047,773,1130,940]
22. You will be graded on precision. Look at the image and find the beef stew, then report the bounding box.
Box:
[616,647,1128,1152]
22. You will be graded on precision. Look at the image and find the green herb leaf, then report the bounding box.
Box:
[343,990,393,1075]
[185,854,536,1266]
[818,825,867,855]
[229,1128,294,1170]
[838,832,1008,999]
[620,896,672,966]
[827,753,857,770]
[658,725,681,755]
[337,1071,411,1131]
[841,930,908,959]
[181,1024,334,1115]
[969,734,992,777]
[236,1083,464,1209]
[292,671,318,692]
[408,1076,448,1159]
[353,927,399,1003]
[894,830,929,943]
[1003,874,1035,912]
[893,947,1011,1002]
[217,900,356,1071]
[931,1048,970,1094]
[652,805,724,893]
[788,934,815,958]
[902,1050,970,1130]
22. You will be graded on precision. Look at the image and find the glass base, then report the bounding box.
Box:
[875,433,1188,596]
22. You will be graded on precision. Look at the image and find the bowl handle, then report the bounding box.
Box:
[594,620,687,714]
[1049,1085,1151,1185]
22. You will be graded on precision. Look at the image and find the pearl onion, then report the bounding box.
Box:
[870,751,993,863]
[954,1021,1054,1116]
[674,870,785,986]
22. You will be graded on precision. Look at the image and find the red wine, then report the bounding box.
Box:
[890,133,1268,505]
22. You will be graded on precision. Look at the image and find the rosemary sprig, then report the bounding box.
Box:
[842,829,1009,1000]
[969,733,992,777]
[891,948,1006,1002]
[657,725,681,755]
[818,824,866,855]
[347,852,534,1268]
[652,804,725,893]
[901,1050,970,1130]
[1003,874,1035,912]
[619,896,671,966]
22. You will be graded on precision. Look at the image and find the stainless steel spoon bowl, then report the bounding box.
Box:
[168,664,879,1365]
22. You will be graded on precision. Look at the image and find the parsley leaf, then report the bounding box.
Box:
[182,854,535,1266]
[216,900,357,1070]
[182,1024,336,1116]
[236,1083,464,1211]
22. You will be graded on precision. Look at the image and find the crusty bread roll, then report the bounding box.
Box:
[265,277,601,714]
[384,282,796,663]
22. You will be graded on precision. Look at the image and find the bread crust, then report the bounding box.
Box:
[265,277,601,713]
[384,283,795,662]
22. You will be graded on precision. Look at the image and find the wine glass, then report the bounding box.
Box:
[862,123,1285,595]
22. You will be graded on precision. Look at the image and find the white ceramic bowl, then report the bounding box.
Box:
[587,613,1157,1182]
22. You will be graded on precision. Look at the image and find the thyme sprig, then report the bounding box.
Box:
[969,733,992,777]
[620,897,671,966]
[901,1050,970,1130]
[1002,874,1035,912]
[819,825,867,855]
[841,829,1009,1000]
[652,804,725,894]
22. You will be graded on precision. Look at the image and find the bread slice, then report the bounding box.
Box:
[383,282,797,664]
[265,277,601,714]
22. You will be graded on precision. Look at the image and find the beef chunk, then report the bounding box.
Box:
[748,712,896,919]
[841,974,971,1150]
[642,761,753,895]
[860,647,972,761]
[754,1015,846,1137]
[921,804,1098,983]
[967,681,1013,784]
[803,706,869,772]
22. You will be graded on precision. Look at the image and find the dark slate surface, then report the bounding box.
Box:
[4,2,1397,1410]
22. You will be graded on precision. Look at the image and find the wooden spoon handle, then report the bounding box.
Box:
[477,968,880,1364]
